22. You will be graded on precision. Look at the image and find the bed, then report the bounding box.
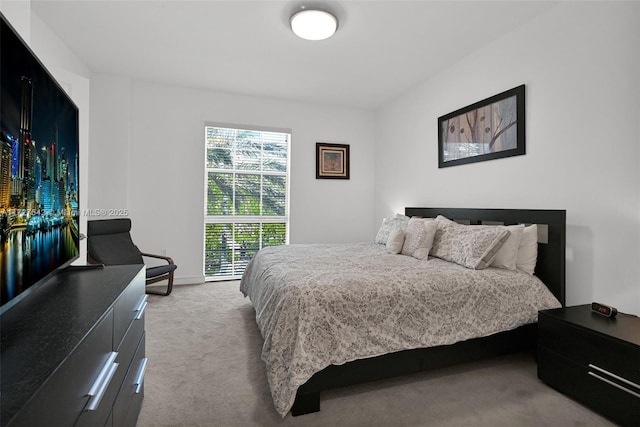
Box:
[240,207,566,417]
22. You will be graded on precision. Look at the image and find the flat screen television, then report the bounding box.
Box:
[0,13,80,313]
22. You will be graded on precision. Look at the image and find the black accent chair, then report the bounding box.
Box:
[87,218,177,295]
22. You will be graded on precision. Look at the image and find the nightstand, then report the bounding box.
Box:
[537,305,640,426]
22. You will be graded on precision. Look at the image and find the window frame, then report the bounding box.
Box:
[203,123,291,281]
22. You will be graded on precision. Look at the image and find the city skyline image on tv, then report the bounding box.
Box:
[1,15,80,310]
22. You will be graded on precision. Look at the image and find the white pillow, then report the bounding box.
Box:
[430,215,454,255]
[401,218,437,260]
[375,214,409,245]
[491,224,525,270]
[516,224,538,274]
[386,227,405,254]
[431,216,511,270]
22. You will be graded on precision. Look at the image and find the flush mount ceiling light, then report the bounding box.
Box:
[290,8,338,41]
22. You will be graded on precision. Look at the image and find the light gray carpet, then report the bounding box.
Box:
[137,281,614,427]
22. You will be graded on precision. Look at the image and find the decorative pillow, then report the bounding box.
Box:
[430,215,456,255]
[386,227,405,254]
[491,224,525,270]
[401,218,437,260]
[375,214,409,244]
[516,224,538,274]
[430,216,511,269]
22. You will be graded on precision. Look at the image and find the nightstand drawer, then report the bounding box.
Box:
[538,347,640,426]
[538,314,639,384]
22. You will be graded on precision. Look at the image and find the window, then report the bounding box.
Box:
[204,125,290,280]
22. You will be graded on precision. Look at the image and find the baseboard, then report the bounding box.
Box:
[144,276,205,288]
[145,276,238,289]
[174,276,205,285]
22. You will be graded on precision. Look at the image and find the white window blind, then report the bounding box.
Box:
[204,125,290,280]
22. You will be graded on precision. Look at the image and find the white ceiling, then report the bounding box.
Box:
[31,1,558,110]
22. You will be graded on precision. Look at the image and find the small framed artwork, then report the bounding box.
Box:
[438,84,525,168]
[316,143,350,179]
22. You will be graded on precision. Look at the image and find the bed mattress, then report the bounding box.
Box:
[240,242,561,416]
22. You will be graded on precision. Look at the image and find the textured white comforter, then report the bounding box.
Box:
[240,243,561,416]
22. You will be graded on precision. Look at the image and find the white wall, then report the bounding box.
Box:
[89,77,375,284]
[88,75,131,216]
[375,1,640,314]
[0,0,30,41]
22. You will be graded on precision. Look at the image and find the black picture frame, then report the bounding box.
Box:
[316,143,350,179]
[438,85,525,168]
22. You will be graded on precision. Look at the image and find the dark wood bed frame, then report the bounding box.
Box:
[291,207,566,416]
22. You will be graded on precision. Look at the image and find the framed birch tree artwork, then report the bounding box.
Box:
[438,85,525,168]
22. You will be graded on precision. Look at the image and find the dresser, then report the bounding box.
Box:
[1,265,148,427]
[537,305,640,426]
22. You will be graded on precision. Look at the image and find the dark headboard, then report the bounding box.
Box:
[405,207,566,306]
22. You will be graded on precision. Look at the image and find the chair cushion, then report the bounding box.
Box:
[87,219,144,265]
[88,233,145,265]
[87,218,132,236]
[146,264,177,279]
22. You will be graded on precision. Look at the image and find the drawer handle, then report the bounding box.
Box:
[588,364,640,392]
[134,295,148,320]
[134,358,148,394]
[588,371,640,399]
[86,352,119,411]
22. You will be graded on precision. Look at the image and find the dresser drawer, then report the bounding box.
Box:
[113,332,146,427]
[538,347,639,426]
[110,310,145,405]
[1,265,146,427]
[538,314,639,384]
[8,310,114,427]
[113,269,146,349]
[103,410,113,427]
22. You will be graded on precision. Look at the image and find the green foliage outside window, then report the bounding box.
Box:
[204,126,289,278]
